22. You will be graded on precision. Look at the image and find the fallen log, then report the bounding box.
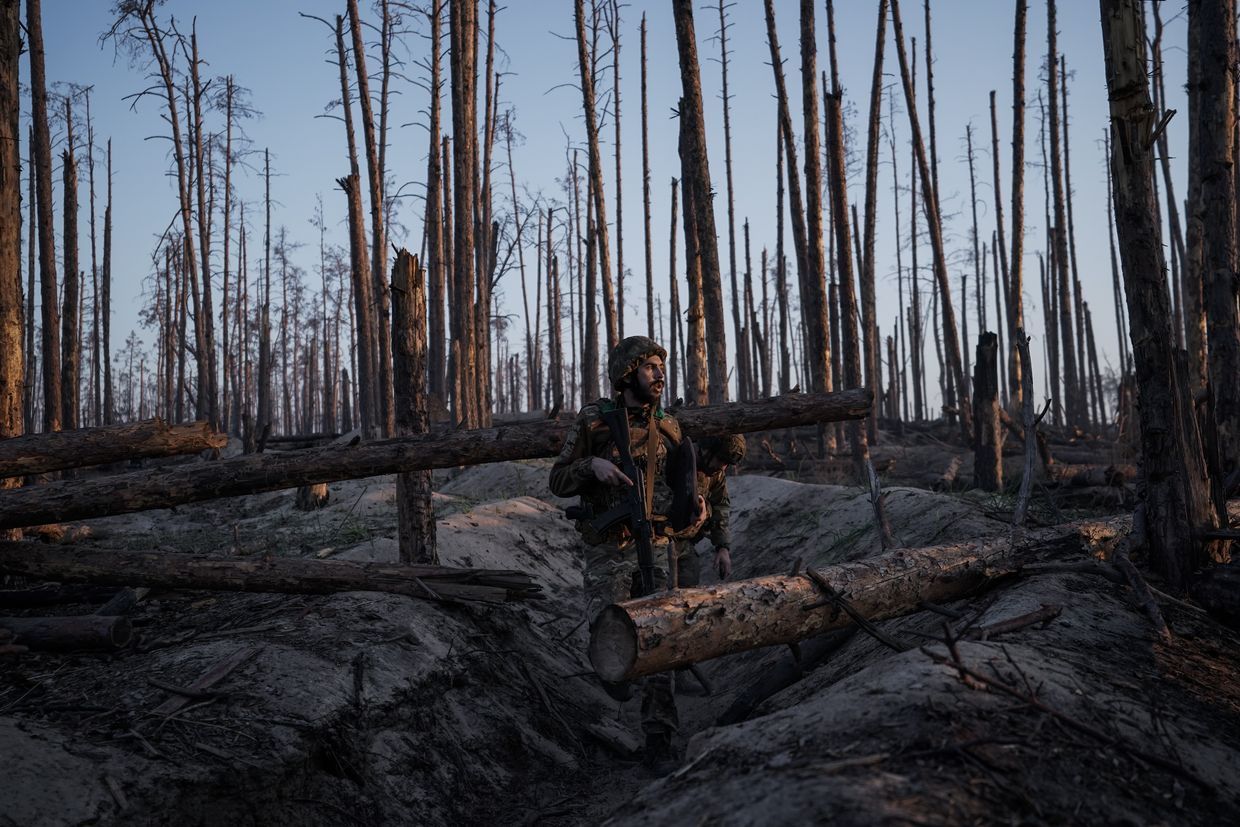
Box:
[0,389,871,529]
[0,615,133,652]
[0,419,227,478]
[588,520,1114,681]
[0,542,542,603]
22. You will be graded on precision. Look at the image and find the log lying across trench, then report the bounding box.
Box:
[0,615,133,652]
[588,520,1122,681]
[0,388,871,530]
[0,419,227,478]
[0,542,542,604]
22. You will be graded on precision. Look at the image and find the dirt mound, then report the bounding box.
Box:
[3,463,1237,825]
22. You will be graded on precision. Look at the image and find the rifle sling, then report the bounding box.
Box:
[644,410,658,524]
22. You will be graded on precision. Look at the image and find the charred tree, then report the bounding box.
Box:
[1100,0,1224,590]
[824,0,868,475]
[573,0,618,354]
[973,332,1002,491]
[641,14,654,339]
[0,0,20,532]
[392,250,437,564]
[347,0,394,436]
[29,0,60,433]
[424,1,446,415]
[450,0,479,426]
[1188,0,1240,473]
[61,101,80,432]
[673,0,729,402]
[859,0,888,442]
[1046,0,1079,426]
[717,0,746,400]
[1007,0,1029,404]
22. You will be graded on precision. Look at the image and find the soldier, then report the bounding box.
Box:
[673,434,746,588]
[549,335,703,771]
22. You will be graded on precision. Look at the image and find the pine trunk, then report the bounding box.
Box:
[391,250,437,564]
[1188,0,1240,475]
[672,0,729,403]
[1100,0,1224,590]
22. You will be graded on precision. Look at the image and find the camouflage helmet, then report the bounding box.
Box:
[701,434,747,468]
[608,335,667,391]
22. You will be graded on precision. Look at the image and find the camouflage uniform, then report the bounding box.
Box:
[548,337,687,748]
[674,435,744,588]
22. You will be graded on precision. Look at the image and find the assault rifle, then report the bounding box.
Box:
[565,407,697,596]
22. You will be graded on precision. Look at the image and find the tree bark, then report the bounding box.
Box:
[0,543,539,605]
[717,0,745,400]
[640,14,654,339]
[1100,0,1225,590]
[0,615,131,652]
[29,0,60,433]
[450,0,479,427]
[0,419,226,478]
[859,0,888,443]
[589,519,1105,680]
[61,113,80,431]
[672,0,729,402]
[972,332,1002,491]
[573,0,618,355]
[0,0,20,539]
[347,0,394,436]
[1007,0,1028,404]
[890,0,969,438]
[391,249,437,565]
[824,0,868,478]
[0,389,872,530]
[1188,0,1240,475]
[425,2,446,413]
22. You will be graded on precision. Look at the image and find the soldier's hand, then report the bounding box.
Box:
[714,547,732,580]
[590,456,634,486]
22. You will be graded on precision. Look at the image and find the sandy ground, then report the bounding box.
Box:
[1,458,1238,825]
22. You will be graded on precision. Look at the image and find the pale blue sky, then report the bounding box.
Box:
[32,0,1188,407]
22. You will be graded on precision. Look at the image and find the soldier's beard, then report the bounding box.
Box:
[631,376,663,405]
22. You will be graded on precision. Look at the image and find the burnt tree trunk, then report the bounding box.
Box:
[1188,0,1240,475]
[29,0,60,433]
[972,332,1002,491]
[392,249,437,565]
[0,389,872,530]
[0,419,226,478]
[824,0,868,478]
[859,0,888,443]
[891,0,969,438]
[573,0,618,355]
[0,543,538,605]
[1007,0,1028,404]
[424,1,446,413]
[0,0,20,538]
[673,0,729,402]
[589,519,1102,680]
[450,0,479,427]
[1100,0,1224,590]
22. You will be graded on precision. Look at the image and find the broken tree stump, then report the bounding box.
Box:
[0,388,871,529]
[0,419,227,478]
[588,520,1116,681]
[0,542,542,603]
[972,332,1002,491]
[0,614,133,652]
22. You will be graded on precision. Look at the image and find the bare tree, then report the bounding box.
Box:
[716,0,747,399]
[450,0,479,425]
[1188,0,1240,473]
[573,0,618,354]
[673,0,729,402]
[1,0,23,502]
[29,0,60,433]
[1100,0,1224,589]
[890,0,970,436]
